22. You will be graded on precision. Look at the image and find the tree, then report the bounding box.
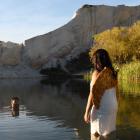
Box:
[90,21,140,64]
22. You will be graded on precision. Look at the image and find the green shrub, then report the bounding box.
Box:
[90,21,140,64]
[118,61,140,96]
[84,61,140,96]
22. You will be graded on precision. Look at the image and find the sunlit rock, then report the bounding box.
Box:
[25,5,140,73]
[0,41,22,65]
[0,41,39,78]
[1,5,140,77]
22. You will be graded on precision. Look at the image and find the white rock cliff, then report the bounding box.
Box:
[24,5,140,71]
[0,41,39,78]
[1,5,140,77]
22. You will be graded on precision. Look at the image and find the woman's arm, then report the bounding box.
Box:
[84,70,99,123]
[84,92,93,123]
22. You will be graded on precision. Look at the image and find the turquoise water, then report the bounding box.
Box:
[0,79,139,140]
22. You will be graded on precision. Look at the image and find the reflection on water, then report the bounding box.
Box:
[119,79,140,96]
[11,109,19,117]
[0,78,139,140]
[91,131,117,140]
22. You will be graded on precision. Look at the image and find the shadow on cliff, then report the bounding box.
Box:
[40,67,72,79]
[40,50,92,78]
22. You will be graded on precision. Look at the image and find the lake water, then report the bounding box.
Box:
[0,78,139,140]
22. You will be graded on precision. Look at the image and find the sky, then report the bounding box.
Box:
[0,0,140,43]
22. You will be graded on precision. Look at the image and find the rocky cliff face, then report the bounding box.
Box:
[24,4,140,74]
[1,4,140,77]
[0,41,22,65]
[0,41,39,78]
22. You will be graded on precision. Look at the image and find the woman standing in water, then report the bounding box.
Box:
[84,49,118,139]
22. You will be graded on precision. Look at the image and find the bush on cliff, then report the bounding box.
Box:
[90,21,140,64]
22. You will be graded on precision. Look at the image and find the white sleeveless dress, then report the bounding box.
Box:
[90,78,118,136]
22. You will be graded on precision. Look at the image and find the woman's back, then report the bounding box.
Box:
[90,71,118,136]
[84,49,118,139]
[99,88,118,113]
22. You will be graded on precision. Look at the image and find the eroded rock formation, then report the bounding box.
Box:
[1,4,140,77]
[0,41,39,78]
[24,4,140,73]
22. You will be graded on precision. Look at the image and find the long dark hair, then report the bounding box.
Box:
[92,49,117,79]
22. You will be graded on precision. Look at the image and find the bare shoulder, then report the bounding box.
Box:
[91,70,99,84]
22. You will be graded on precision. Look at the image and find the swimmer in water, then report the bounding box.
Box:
[11,97,19,117]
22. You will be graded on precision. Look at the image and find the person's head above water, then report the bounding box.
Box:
[11,97,19,110]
